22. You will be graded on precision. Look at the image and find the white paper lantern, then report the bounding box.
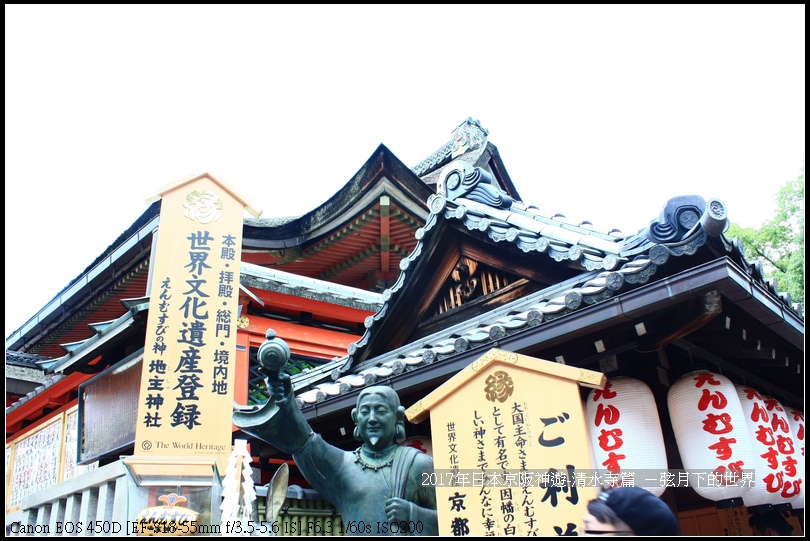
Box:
[762,396,802,507]
[785,407,805,510]
[586,376,668,496]
[668,370,753,505]
[734,385,796,508]
[400,436,433,457]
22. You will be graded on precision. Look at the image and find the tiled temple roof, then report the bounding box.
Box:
[5,372,64,416]
[240,262,383,312]
[7,117,801,415]
[286,160,802,406]
[5,350,50,369]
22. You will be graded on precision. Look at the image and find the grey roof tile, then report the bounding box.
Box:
[5,350,50,369]
[316,179,757,393]
[5,373,65,415]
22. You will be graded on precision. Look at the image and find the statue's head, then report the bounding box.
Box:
[351,386,406,450]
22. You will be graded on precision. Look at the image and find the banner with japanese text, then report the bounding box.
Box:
[134,173,256,473]
[406,349,606,536]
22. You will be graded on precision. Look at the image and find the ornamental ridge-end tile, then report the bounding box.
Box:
[564,291,583,310]
[489,325,507,341]
[386,360,406,374]
[454,337,471,352]
[422,349,437,364]
[526,308,545,326]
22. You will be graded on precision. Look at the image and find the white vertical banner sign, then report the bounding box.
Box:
[135,173,259,473]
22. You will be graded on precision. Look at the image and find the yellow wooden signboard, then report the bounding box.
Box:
[406,349,606,536]
[134,173,258,474]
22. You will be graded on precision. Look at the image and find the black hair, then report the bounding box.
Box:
[586,498,634,532]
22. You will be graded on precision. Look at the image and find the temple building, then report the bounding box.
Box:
[5,118,804,536]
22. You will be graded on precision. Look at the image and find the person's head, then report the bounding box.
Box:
[582,487,680,536]
[749,510,794,536]
[351,386,406,451]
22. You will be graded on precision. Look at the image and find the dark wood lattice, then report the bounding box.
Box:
[247,347,331,405]
[431,258,517,316]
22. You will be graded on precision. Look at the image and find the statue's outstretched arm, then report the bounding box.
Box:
[233,330,314,454]
[233,373,313,455]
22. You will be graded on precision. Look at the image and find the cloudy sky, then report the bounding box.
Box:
[5,5,805,340]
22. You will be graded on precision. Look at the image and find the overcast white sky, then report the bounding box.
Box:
[5,5,805,341]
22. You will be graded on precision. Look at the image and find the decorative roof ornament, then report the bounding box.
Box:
[641,195,729,259]
[411,117,489,177]
[450,117,489,159]
[437,160,513,209]
[646,195,728,244]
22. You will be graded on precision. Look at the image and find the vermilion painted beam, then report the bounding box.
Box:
[240,316,361,359]
[245,288,376,324]
[6,375,89,442]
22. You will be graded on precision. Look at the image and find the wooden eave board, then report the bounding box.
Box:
[405,348,606,424]
[147,172,260,218]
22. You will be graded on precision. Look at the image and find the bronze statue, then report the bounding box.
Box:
[233,330,438,536]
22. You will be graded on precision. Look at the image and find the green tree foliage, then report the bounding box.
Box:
[726,164,804,309]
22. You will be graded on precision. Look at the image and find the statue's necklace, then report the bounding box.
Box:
[354,446,396,471]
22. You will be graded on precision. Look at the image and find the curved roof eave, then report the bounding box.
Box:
[290,254,804,416]
[314,165,801,379]
[5,202,160,352]
[242,144,433,250]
